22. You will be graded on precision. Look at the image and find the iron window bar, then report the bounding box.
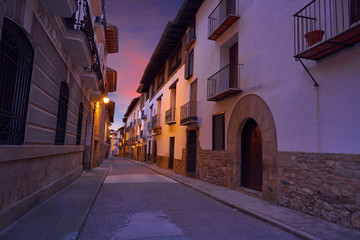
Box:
[0,18,34,145]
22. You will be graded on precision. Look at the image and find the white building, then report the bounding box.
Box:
[124,0,360,230]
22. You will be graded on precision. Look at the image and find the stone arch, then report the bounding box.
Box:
[227,94,278,203]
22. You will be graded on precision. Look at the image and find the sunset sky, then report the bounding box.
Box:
[106,0,183,130]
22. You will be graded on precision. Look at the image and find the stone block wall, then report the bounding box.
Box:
[0,149,83,230]
[278,151,360,230]
[156,155,168,169]
[197,148,227,186]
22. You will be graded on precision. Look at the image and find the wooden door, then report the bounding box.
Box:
[229,43,238,88]
[241,119,262,192]
[169,137,175,169]
[186,130,197,172]
[148,141,151,163]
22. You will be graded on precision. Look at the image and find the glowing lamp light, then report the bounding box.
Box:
[103,96,110,104]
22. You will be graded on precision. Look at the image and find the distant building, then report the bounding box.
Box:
[0,0,118,229]
[123,0,360,230]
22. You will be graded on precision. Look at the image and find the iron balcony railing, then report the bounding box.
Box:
[208,0,239,40]
[180,101,197,125]
[207,64,242,101]
[294,0,360,60]
[141,110,147,119]
[165,108,176,125]
[64,0,104,90]
[185,25,196,49]
[151,114,161,129]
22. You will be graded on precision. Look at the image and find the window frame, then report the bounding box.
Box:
[212,112,225,150]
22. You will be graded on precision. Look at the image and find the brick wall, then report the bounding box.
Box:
[278,151,360,230]
[197,148,227,186]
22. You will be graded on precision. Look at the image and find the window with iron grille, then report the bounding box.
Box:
[212,113,225,150]
[185,49,194,80]
[55,82,69,145]
[0,18,34,145]
[76,103,83,145]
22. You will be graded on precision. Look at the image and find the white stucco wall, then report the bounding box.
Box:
[195,0,360,154]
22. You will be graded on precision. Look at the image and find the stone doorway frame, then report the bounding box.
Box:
[227,94,278,203]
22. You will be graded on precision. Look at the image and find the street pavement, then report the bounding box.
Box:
[78,158,301,240]
[1,157,360,240]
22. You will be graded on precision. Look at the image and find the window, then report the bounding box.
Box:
[212,113,225,150]
[350,0,360,24]
[0,18,34,145]
[168,46,182,76]
[55,82,69,145]
[157,69,165,90]
[185,49,194,80]
[76,103,83,145]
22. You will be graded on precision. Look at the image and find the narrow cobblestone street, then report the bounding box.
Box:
[78,158,302,240]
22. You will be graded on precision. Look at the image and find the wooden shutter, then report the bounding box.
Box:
[55,82,69,145]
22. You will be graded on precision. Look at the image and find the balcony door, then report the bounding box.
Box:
[229,42,238,89]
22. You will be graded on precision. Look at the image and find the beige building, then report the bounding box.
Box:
[0,0,118,229]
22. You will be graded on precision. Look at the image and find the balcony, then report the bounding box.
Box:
[180,101,197,125]
[63,0,93,67]
[185,25,196,50]
[141,110,147,119]
[207,64,242,101]
[63,0,104,90]
[151,114,161,133]
[94,14,106,43]
[294,0,360,61]
[208,0,239,40]
[165,108,176,125]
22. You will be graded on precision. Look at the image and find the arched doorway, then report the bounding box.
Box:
[241,118,262,192]
[227,94,278,203]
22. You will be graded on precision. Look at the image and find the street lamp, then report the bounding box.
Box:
[103,96,110,104]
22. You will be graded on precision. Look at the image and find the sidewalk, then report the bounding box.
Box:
[129,159,360,240]
[0,160,111,240]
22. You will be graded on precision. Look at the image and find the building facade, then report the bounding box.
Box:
[0,0,118,229]
[123,0,360,230]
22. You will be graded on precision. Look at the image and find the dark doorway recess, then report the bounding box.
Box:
[148,141,151,163]
[186,130,197,172]
[241,118,262,192]
[169,137,175,169]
